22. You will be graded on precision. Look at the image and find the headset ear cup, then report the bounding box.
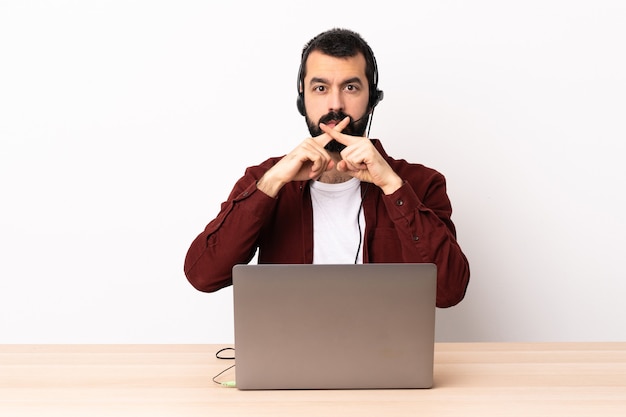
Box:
[296,94,305,116]
[370,89,384,109]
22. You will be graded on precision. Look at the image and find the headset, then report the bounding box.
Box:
[296,31,384,118]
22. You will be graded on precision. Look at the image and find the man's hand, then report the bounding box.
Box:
[319,122,403,195]
[256,117,351,198]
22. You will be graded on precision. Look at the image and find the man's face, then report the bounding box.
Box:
[301,51,371,151]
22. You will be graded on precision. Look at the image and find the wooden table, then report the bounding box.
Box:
[1,343,625,416]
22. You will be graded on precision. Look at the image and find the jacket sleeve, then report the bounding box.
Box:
[183,165,277,292]
[383,171,470,308]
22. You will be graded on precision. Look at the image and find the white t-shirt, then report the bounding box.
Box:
[309,177,365,264]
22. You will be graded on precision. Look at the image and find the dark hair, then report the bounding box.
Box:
[297,28,380,109]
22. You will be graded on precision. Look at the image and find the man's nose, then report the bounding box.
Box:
[327,89,344,113]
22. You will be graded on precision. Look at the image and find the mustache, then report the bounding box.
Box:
[319,111,350,125]
[318,111,368,127]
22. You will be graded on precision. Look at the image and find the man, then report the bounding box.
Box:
[184,28,469,307]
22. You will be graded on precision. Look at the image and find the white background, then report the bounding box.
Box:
[1,0,625,343]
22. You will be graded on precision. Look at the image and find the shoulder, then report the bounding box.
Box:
[241,156,284,179]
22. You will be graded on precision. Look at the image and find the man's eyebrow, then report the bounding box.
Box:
[342,77,364,86]
[309,77,329,86]
[308,77,364,86]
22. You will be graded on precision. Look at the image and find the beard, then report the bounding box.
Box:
[306,111,369,152]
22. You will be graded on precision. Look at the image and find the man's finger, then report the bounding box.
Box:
[318,120,362,147]
[312,116,351,147]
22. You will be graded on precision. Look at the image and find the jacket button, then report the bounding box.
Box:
[396,199,404,206]
[412,235,419,241]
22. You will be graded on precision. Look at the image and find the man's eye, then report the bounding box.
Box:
[314,86,326,93]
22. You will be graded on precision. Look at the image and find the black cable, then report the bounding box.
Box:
[354,183,370,264]
[212,347,236,386]
[355,107,375,264]
[215,347,235,360]
[366,107,376,138]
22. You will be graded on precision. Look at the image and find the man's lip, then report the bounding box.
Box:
[326,120,338,128]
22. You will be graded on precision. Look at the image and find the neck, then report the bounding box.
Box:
[317,153,353,184]
[317,172,353,184]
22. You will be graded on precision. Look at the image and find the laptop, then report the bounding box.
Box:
[232,263,437,390]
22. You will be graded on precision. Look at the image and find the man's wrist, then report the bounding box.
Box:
[256,172,284,198]
[380,175,403,195]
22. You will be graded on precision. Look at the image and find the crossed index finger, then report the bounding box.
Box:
[318,119,363,147]
[312,116,351,148]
